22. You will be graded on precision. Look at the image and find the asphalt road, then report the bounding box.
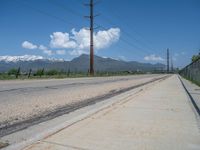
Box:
[24,75,200,150]
[0,74,167,137]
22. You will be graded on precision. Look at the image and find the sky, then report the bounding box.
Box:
[0,0,200,68]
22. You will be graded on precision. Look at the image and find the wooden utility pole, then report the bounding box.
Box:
[167,49,169,73]
[171,56,173,73]
[85,0,95,76]
[89,0,94,75]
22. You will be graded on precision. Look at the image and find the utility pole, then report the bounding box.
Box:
[85,0,96,76]
[90,0,94,75]
[171,56,173,73]
[167,48,169,73]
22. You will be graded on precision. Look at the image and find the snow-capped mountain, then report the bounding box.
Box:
[0,55,44,62]
[0,55,65,63]
[0,54,165,73]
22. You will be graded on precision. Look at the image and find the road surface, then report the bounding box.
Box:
[23,75,200,150]
[0,74,166,137]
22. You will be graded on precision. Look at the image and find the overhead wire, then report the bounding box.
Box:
[13,0,78,27]
[47,0,150,57]
[96,3,165,56]
[13,0,164,60]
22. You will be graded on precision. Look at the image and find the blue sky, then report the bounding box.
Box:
[0,0,200,68]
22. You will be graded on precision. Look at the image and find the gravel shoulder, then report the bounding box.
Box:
[0,75,167,137]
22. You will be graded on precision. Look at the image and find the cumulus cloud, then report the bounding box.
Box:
[94,28,120,49]
[22,41,63,56]
[56,50,66,55]
[50,27,120,56]
[38,45,53,56]
[144,54,165,61]
[50,32,76,49]
[22,41,37,49]
[22,27,120,57]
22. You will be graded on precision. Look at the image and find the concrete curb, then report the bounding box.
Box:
[178,75,200,116]
[3,76,168,150]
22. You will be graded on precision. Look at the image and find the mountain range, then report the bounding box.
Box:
[0,54,165,73]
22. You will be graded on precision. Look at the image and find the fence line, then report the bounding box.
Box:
[179,58,200,85]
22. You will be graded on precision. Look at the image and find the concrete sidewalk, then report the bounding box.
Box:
[24,75,200,150]
[180,76,200,113]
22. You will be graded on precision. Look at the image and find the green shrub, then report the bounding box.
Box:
[8,68,18,75]
[46,70,58,76]
[35,69,44,77]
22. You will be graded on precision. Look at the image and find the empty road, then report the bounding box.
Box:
[24,75,200,150]
[0,74,167,137]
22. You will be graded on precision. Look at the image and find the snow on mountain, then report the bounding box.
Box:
[0,55,65,63]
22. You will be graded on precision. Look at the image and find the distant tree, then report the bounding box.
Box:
[16,67,20,78]
[192,50,200,62]
[46,69,58,76]
[67,69,70,77]
[8,68,18,75]
[8,68,20,78]
[28,69,32,78]
[35,68,44,77]
[192,55,200,62]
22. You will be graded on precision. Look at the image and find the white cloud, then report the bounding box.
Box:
[0,55,44,62]
[144,54,165,61]
[50,32,77,49]
[69,49,88,56]
[94,28,120,49]
[21,41,53,56]
[22,27,120,57]
[118,55,126,61]
[22,41,37,49]
[56,50,66,55]
[38,45,53,56]
[50,27,120,56]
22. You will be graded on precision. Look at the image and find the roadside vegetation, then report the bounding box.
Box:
[191,50,200,62]
[0,68,167,80]
[182,76,200,87]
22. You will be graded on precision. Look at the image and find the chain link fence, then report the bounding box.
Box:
[179,58,200,85]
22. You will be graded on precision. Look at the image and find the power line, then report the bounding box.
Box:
[13,0,77,27]
[96,24,152,56]
[47,0,157,58]
[98,15,154,55]
[95,4,165,56]
[48,0,83,18]
[14,0,164,62]
[47,0,152,57]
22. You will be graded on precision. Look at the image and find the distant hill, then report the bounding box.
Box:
[0,54,165,73]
